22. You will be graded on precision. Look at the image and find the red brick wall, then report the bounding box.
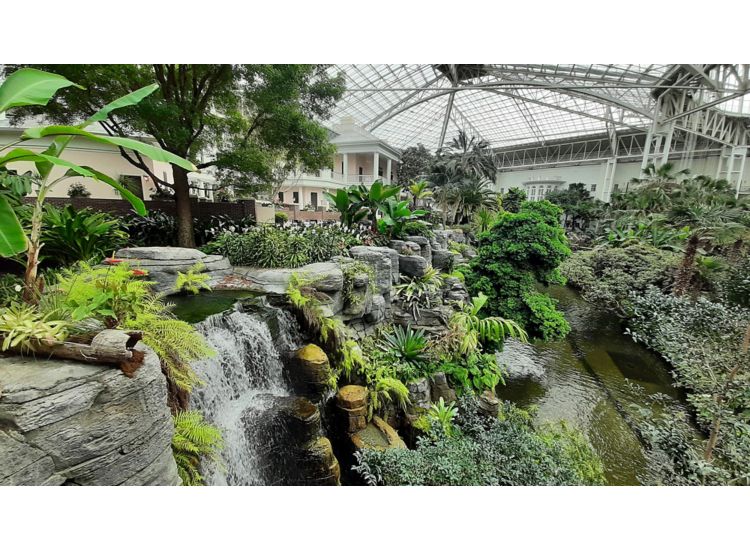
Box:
[28,197,257,222]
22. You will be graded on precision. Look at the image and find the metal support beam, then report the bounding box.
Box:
[438,91,455,149]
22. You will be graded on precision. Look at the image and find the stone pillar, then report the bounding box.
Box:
[386,157,392,184]
[336,385,368,434]
[373,152,380,182]
[342,153,349,183]
[289,344,332,397]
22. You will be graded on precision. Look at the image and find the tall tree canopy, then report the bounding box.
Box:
[396,144,435,185]
[6,64,345,246]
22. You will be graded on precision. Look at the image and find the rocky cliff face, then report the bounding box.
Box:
[0,345,180,486]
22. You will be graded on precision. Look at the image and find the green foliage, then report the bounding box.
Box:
[0,274,23,308]
[323,188,368,228]
[340,260,376,306]
[465,201,571,340]
[394,267,444,320]
[561,244,680,315]
[66,182,90,197]
[174,262,212,295]
[172,410,224,486]
[449,293,527,354]
[718,255,750,307]
[441,352,505,394]
[40,205,128,266]
[54,261,213,392]
[0,302,69,351]
[274,211,289,224]
[377,198,427,238]
[379,325,429,369]
[354,397,605,486]
[208,224,361,268]
[8,64,345,247]
[396,144,435,185]
[501,187,526,213]
[406,180,433,208]
[426,397,459,436]
[627,288,750,482]
[546,182,604,231]
[401,220,433,238]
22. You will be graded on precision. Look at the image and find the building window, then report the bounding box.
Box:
[590,184,597,194]
[278,192,284,203]
[293,192,299,204]
[613,183,620,192]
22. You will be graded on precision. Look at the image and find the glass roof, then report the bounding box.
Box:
[327,64,743,150]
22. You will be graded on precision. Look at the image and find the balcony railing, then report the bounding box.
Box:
[287,170,390,186]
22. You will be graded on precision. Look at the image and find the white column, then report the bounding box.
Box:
[342,153,349,184]
[373,152,380,183]
[386,158,392,184]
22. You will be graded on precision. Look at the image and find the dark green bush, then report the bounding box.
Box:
[205,224,363,268]
[354,397,605,486]
[627,288,750,483]
[465,201,571,339]
[41,205,128,266]
[561,244,680,315]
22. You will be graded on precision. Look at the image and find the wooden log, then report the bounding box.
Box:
[0,330,145,375]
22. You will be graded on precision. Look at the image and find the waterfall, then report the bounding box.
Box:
[190,303,302,485]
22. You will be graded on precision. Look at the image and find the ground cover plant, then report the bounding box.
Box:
[354,396,605,486]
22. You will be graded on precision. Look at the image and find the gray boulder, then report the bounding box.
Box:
[232,262,343,295]
[349,246,399,291]
[0,346,180,486]
[398,254,428,278]
[405,236,432,265]
[115,247,232,295]
[432,249,455,271]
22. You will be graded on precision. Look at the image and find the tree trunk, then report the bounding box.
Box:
[173,165,196,248]
[673,234,700,296]
[22,195,46,304]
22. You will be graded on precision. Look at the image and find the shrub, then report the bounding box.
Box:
[123,210,177,246]
[465,201,571,340]
[41,205,128,266]
[354,397,605,486]
[717,256,750,307]
[401,220,433,238]
[208,224,362,268]
[0,274,23,308]
[627,288,750,482]
[275,211,289,224]
[66,182,91,198]
[561,244,680,315]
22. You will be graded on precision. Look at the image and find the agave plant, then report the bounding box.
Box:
[379,325,429,367]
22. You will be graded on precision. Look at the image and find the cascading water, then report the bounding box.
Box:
[189,302,303,485]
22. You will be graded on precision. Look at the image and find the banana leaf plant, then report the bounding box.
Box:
[323,188,368,228]
[0,68,196,302]
[349,180,401,232]
[377,198,426,238]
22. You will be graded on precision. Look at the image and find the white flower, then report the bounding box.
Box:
[14,284,22,292]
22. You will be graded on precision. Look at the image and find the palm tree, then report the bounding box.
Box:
[628,161,690,192]
[435,130,498,182]
[407,179,433,209]
[669,202,747,295]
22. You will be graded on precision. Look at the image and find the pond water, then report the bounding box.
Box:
[168,290,260,323]
[496,285,690,485]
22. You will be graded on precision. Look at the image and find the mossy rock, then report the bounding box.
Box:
[337,385,368,410]
[288,344,332,395]
[351,416,407,451]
